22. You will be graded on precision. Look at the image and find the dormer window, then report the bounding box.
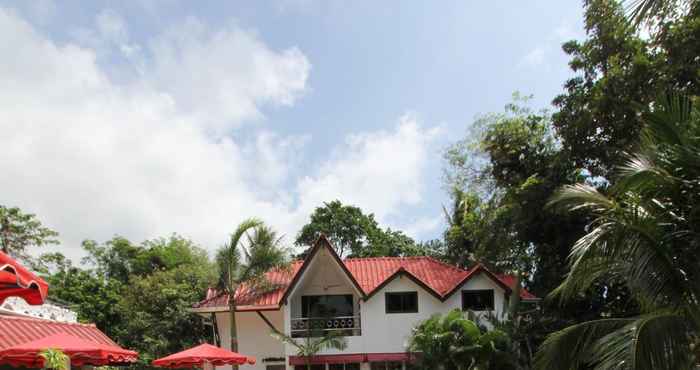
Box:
[385,292,418,314]
[461,289,494,311]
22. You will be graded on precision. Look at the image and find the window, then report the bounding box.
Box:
[385,292,418,313]
[370,362,403,370]
[329,364,361,370]
[461,289,494,311]
[302,295,354,318]
[294,365,325,370]
[266,366,286,370]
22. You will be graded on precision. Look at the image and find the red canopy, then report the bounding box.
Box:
[0,333,138,367]
[152,343,255,368]
[0,251,48,305]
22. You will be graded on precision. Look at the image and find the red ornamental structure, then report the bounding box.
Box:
[0,333,138,367]
[152,343,255,368]
[0,251,49,305]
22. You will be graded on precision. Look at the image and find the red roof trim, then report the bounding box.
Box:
[441,264,513,300]
[364,267,444,301]
[289,354,365,365]
[279,235,366,304]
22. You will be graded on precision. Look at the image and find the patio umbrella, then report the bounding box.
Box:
[0,333,138,367]
[152,343,255,368]
[0,251,48,305]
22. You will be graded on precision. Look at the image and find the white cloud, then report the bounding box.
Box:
[520,47,546,68]
[0,8,441,259]
[400,216,443,240]
[145,18,311,134]
[296,113,443,223]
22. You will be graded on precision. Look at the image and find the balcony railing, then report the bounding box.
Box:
[290,316,361,337]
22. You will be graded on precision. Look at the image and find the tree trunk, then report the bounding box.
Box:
[229,296,238,370]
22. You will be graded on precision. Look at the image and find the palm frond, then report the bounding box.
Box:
[591,312,693,370]
[547,184,615,214]
[533,319,633,370]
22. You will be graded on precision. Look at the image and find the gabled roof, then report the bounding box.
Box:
[0,315,120,350]
[192,236,537,312]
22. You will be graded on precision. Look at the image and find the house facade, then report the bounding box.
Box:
[192,237,537,370]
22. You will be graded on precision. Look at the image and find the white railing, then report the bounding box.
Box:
[290,315,361,337]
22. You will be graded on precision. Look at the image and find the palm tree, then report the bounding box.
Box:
[39,348,69,370]
[270,328,347,370]
[216,219,288,362]
[624,0,695,25]
[534,94,700,369]
[409,309,515,370]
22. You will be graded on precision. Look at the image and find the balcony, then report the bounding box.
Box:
[290,315,362,337]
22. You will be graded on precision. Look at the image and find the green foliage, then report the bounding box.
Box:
[0,205,58,260]
[444,95,585,295]
[39,348,69,370]
[117,265,214,365]
[44,234,216,369]
[535,94,700,369]
[295,200,432,258]
[408,309,517,370]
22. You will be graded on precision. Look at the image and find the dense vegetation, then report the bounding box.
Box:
[2,0,699,369]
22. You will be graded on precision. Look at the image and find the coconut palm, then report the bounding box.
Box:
[623,0,695,25]
[39,348,69,370]
[216,219,288,364]
[534,94,700,369]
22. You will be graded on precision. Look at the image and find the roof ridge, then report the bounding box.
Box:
[421,256,469,274]
[0,315,97,328]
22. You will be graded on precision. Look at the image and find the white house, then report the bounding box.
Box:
[192,237,537,370]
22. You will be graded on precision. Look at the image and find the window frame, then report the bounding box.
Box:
[301,294,354,318]
[384,291,419,314]
[461,289,495,311]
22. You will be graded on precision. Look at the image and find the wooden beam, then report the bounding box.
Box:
[256,311,284,336]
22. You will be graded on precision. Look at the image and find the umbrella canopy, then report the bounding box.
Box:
[0,251,48,305]
[152,343,255,368]
[0,333,138,367]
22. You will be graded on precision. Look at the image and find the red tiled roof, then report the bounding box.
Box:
[497,274,538,300]
[0,315,120,350]
[193,255,537,311]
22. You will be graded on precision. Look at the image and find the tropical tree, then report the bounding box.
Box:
[534,94,700,369]
[216,220,289,359]
[409,309,516,370]
[39,348,69,370]
[295,200,428,258]
[270,328,347,370]
[0,205,58,260]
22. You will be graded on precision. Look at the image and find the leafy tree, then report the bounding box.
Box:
[534,94,700,370]
[117,265,215,366]
[44,260,124,338]
[44,235,216,369]
[408,309,517,370]
[295,200,381,257]
[296,200,430,258]
[444,96,585,296]
[0,205,58,260]
[216,220,289,361]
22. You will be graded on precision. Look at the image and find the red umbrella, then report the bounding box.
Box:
[152,343,255,368]
[0,251,48,305]
[0,333,138,367]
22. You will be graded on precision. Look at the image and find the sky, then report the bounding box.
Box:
[0,0,585,260]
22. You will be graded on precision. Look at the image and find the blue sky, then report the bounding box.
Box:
[0,0,584,258]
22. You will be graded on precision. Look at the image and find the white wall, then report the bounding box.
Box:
[215,310,286,370]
